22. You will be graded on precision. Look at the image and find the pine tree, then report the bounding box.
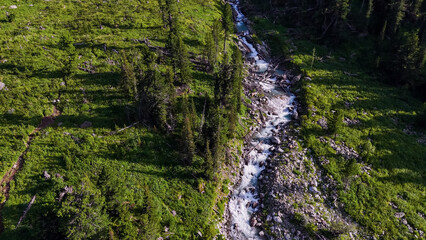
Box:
[181,97,195,165]
[212,19,222,59]
[364,0,374,32]
[389,0,405,34]
[165,0,179,34]
[205,31,217,72]
[170,33,192,85]
[231,47,243,113]
[59,32,77,84]
[190,97,198,133]
[120,51,138,100]
[396,30,423,86]
[214,53,232,106]
[328,110,344,139]
[222,3,234,53]
[57,177,109,240]
[204,140,214,180]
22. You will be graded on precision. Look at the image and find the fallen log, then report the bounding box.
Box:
[17,195,36,227]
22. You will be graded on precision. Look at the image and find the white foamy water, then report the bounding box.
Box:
[227,1,295,239]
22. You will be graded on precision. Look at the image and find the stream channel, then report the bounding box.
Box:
[226,1,296,239]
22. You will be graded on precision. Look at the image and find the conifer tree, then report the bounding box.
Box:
[389,0,405,34]
[181,97,195,165]
[120,51,138,100]
[396,30,423,86]
[328,110,344,140]
[214,53,232,106]
[231,47,244,113]
[205,31,217,72]
[222,3,234,53]
[59,32,77,84]
[170,33,192,85]
[364,0,374,31]
[57,177,109,240]
[204,140,214,180]
[212,19,222,58]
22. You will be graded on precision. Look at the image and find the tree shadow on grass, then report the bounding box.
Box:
[74,72,120,87]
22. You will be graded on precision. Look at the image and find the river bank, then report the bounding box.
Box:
[220,0,364,239]
[220,0,297,239]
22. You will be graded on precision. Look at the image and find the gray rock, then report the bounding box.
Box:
[395,212,405,218]
[276,147,284,153]
[259,231,265,236]
[9,5,18,9]
[250,217,257,227]
[273,216,282,223]
[0,82,5,90]
[80,121,92,128]
[309,186,320,194]
[317,117,328,130]
[43,171,51,179]
[271,136,281,145]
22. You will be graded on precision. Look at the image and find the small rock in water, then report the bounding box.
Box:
[250,217,257,227]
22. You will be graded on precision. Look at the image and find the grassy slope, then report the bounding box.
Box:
[0,0,239,239]
[251,16,426,239]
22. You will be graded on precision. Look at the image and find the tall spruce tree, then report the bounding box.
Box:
[59,32,77,84]
[181,97,195,165]
[231,47,244,113]
[204,140,214,180]
[120,51,138,100]
[205,31,217,72]
[170,33,192,85]
[222,3,234,53]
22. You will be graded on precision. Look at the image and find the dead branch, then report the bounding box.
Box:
[17,195,36,227]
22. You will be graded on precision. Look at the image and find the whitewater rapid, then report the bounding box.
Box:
[227,1,296,239]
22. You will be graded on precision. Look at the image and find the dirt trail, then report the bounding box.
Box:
[0,106,61,233]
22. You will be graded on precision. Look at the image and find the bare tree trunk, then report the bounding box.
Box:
[17,195,36,227]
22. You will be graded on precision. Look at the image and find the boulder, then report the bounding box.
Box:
[259,231,265,237]
[0,82,5,90]
[395,212,405,218]
[250,217,257,227]
[309,186,320,194]
[271,136,281,145]
[80,121,92,128]
[43,171,51,180]
[273,216,283,223]
[276,148,284,153]
[9,5,17,9]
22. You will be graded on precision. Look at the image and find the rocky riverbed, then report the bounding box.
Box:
[220,0,363,239]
